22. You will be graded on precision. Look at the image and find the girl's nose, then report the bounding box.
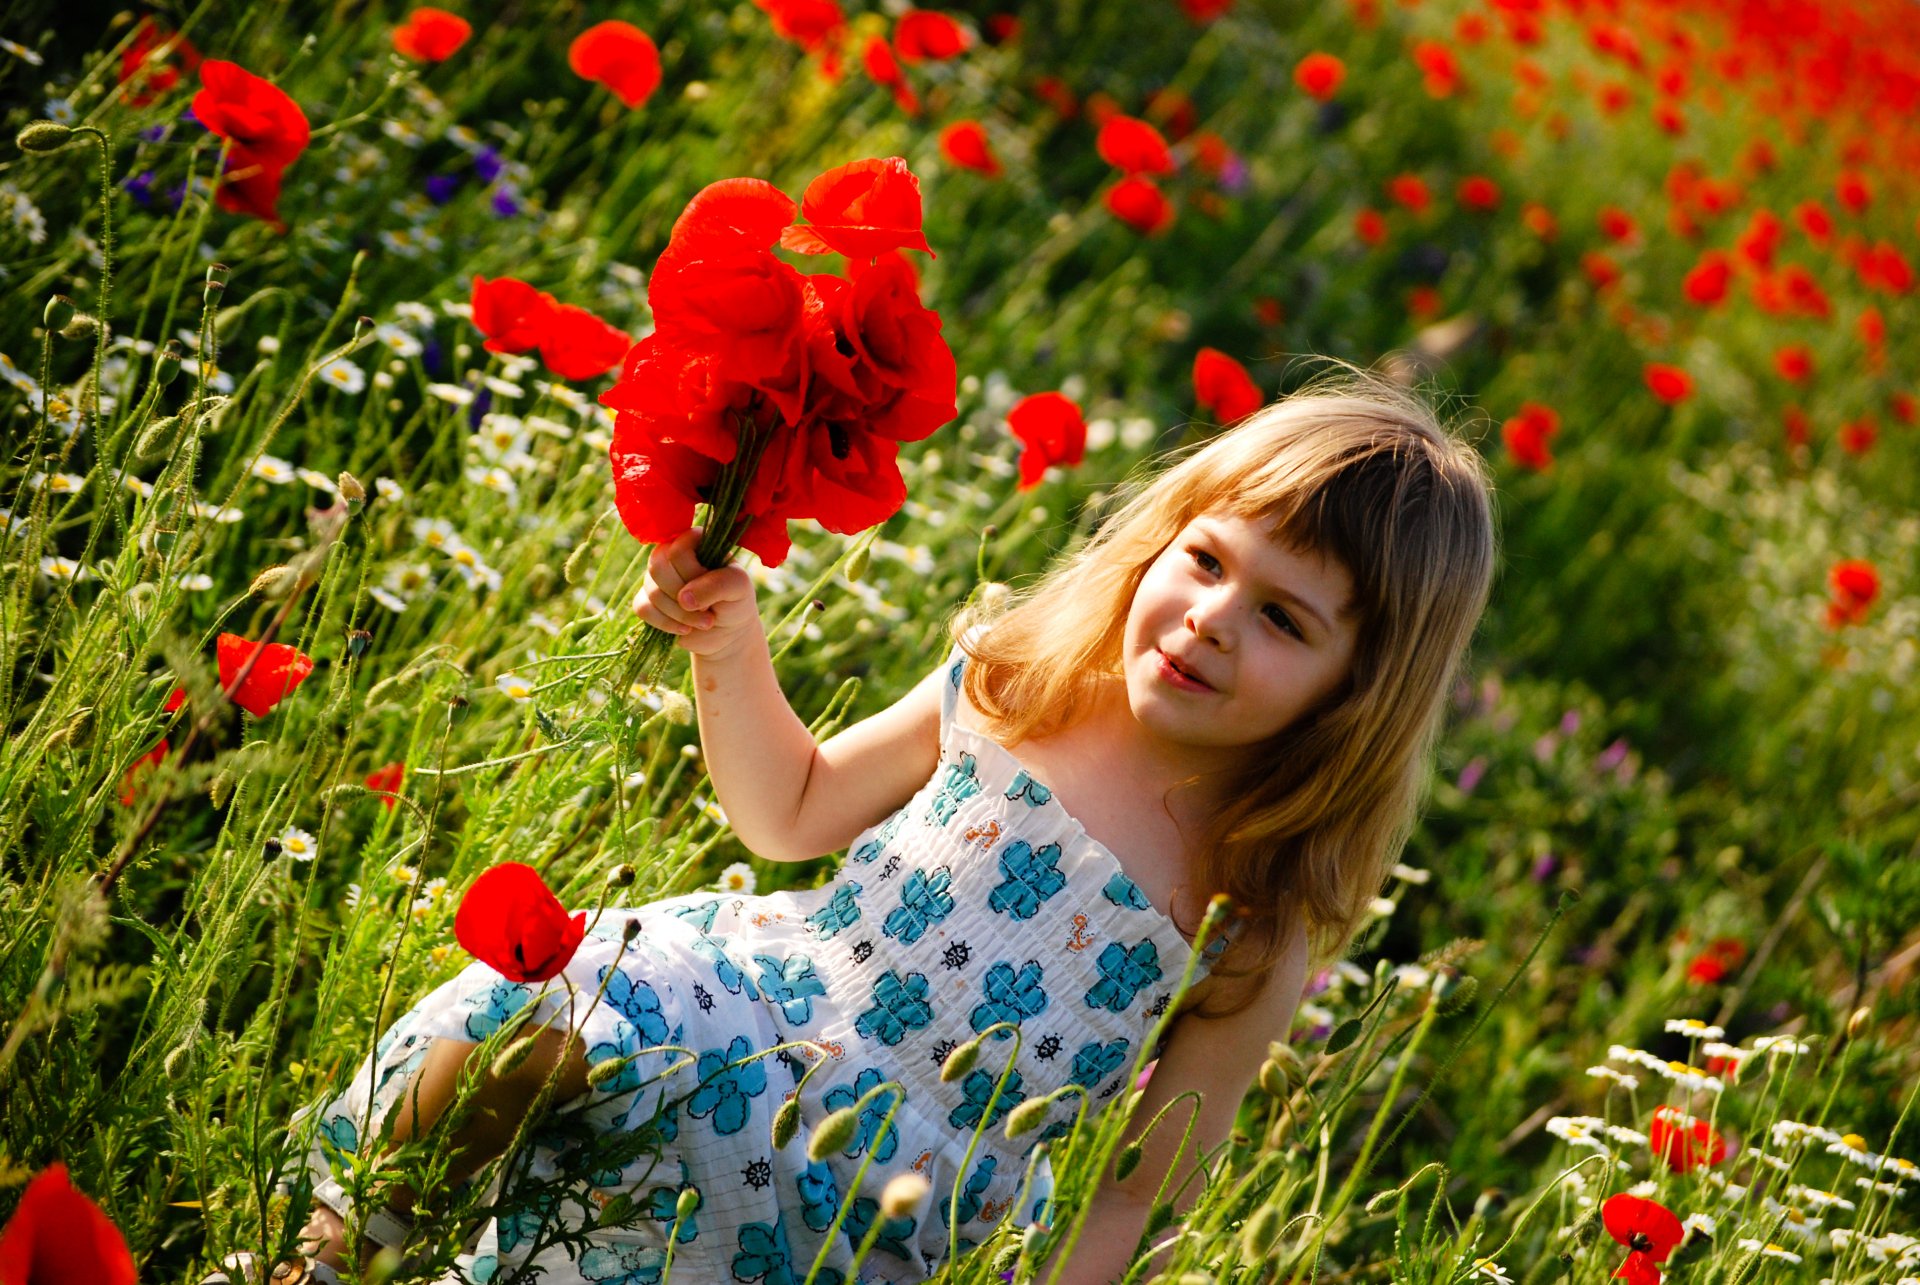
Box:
[1184,590,1235,647]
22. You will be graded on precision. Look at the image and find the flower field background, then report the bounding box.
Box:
[2,0,1918,1281]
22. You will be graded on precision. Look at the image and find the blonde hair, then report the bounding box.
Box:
[951,366,1498,1019]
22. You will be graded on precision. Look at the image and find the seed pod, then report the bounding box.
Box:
[492,1035,541,1081]
[1241,1203,1283,1259]
[606,863,636,890]
[337,471,366,503]
[134,414,180,459]
[1258,1058,1290,1099]
[16,120,73,152]
[155,340,184,387]
[59,311,98,341]
[250,565,295,598]
[204,262,230,304]
[940,1038,980,1083]
[1143,1201,1175,1239]
[1848,1006,1872,1039]
[621,919,643,945]
[771,1097,800,1151]
[346,628,372,658]
[674,1186,700,1220]
[807,1106,859,1161]
[1004,1096,1051,1140]
[880,1173,930,1219]
[659,691,693,726]
[1114,1142,1143,1183]
[43,294,76,331]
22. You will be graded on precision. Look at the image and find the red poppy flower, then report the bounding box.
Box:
[1686,936,1744,984]
[392,8,472,62]
[1597,206,1637,243]
[1858,307,1886,349]
[1794,200,1833,244]
[984,14,1021,44]
[1033,75,1076,118]
[894,10,972,62]
[781,157,932,260]
[1145,87,1197,141]
[1643,363,1693,404]
[1602,1193,1684,1285]
[1520,202,1557,240]
[1407,286,1443,320]
[649,243,808,414]
[1501,401,1559,471]
[1682,252,1733,306]
[1007,393,1086,490]
[1096,116,1175,176]
[1827,559,1880,627]
[1783,405,1812,449]
[1456,13,1490,42]
[0,1164,137,1285]
[1412,40,1462,97]
[1648,1106,1729,1173]
[939,121,1001,177]
[1104,176,1174,236]
[471,275,559,357]
[1354,207,1388,246]
[454,862,588,984]
[1839,416,1877,456]
[118,16,201,106]
[568,21,661,108]
[538,303,632,381]
[192,60,311,231]
[1386,173,1431,215]
[1253,296,1284,327]
[1457,175,1501,212]
[1193,349,1262,424]
[1180,0,1234,20]
[217,634,316,718]
[1835,170,1872,215]
[1294,51,1346,99]
[1772,345,1813,383]
[165,686,188,713]
[754,0,847,57]
[1084,91,1122,127]
[119,739,169,806]
[861,35,919,114]
[365,761,405,810]
[1890,391,1915,425]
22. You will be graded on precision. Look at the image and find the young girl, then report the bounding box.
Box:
[221,371,1495,1285]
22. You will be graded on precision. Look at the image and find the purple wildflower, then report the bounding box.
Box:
[1560,708,1582,736]
[1457,756,1487,795]
[425,173,460,205]
[1596,738,1629,772]
[467,385,493,430]
[1530,852,1559,883]
[473,145,504,183]
[1219,155,1250,195]
[490,186,520,218]
[123,170,158,206]
[139,122,172,143]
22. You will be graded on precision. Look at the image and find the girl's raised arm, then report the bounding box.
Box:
[641,530,945,863]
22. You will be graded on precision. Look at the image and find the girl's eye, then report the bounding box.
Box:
[1188,547,1304,640]
[1188,547,1220,574]
[1264,605,1303,640]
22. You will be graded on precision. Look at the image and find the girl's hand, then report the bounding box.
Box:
[635,527,763,661]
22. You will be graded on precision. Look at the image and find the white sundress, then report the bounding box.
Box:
[298,636,1235,1285]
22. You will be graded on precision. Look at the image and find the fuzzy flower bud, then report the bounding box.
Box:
[674,1186,701,1221]
[337,471,366,503]
[586,1053,633,1089]
[16,120,73,152]
[658,690,693,726]
[772,1097,801,1151]
[155,340,185,386]
[845,543,871,583]
[43,295,76,332]
[880,1173,930,1219]
[1114,1141,1143,1182]
[940,1037,981,1083]
[1241,1204,1283,1259]
[808,1106,860,1161]
[491,1035,540,1081]
[1004,1095,1052,1140]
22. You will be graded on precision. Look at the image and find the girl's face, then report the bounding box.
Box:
[1119,510,1359,778]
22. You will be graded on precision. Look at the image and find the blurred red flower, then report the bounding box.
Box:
[118,16,201,106]
[861,35,919,114]
[568,21,661,108]
[1457,175,1501,212]
[1406,286,1443,320]
[1180,0,1235,21]
[1521,202,1558,240]
[1096,116,1175,176]
[1648,1106,1729,1172]
[166,686,187,713]
[1412,40,1462,97]
[1191,132,1235,179]
[1601,1192,1683,1285]
[1033,75,1077,118]
[1783,405,1811,449]
[1456,13,1490,43]
[1145,88,1197,141]
[1835,170,1872,215]
[1794,200,1833,244]
[1104,176,1173,236]
[1839,416,1877,456]
[1682,251,1732,306]
[1735,210,1783,270]
[781,157,933,259]
[1827,559,1880,627]
[754,0,847,70]
[1772,345,1814,383]
[365,761,406,810]
[0,1164,136,1285]
[471,275,558,356]
[118,738,169,806]
[539,304,632,381]
[1253,296,1284,327]
[1008,393,1086,489]
[1597,206,1637,243]
[1294,51,1346,100]
[984,14,1021,45]
[1354,207,1388,246]
[1581,251,1621,290]
[455,862,587,983]
[1386,173,1431,215]
[1890,391,1915,425]
[894,10,972,62]
[1686,936,1744,984]
[1643,364,1692,404]
[938,121,1001,177]
[392,8,472,62]
[1083,91,1122,127]
[1858,307,1886,349]
[1652,100,1685,136]
[193,60,310,231]
[217,634,316,718]
[1501,402,1559,471]
[1193,349,1262,424]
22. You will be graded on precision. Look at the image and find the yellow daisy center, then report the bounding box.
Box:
[1842,1133,1867,1149]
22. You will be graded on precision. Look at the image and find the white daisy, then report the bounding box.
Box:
[483,374,527,398]
[278,826,318,862]
[447,543,502,591]
[369,587,408,613]
[1664,1018,1725,1041]
[1546,1116,1612,1153]
[258,335,282,355]
[1389,862,1432,884]
[1772,1121,1843,1149]
[297,468,339,495]
[192,499,245,523]
[26,470,87,494]
[1682,1212,1716,1241]
[375,477,405,503]
[1827,1132,1879,1167]
[1587,1065,1639,1091]
[411,517,460,550]
[1789,1185,1855,1214]
[38,555,87,581]
[317,358,366,394]
[1603,1125,1649,1148]
[394,301,437,328]
[372,325,423,359]
[1367,896,1398,917]
[717,861,755,895]
[1468,1260,1511,1284]
[1751,1034,1812,1057]
[123,475,155,499]
[692,795,729,827]
[1651,1059,1723,1094]
[1735,1240,1802,1264]
[1857,1175,1910,1198]
[526,414,573,439]
[177,573,214,591]
[464,464,519,499]
[425,382,474,406]
[250,454,298,485]
[496,673,534,701]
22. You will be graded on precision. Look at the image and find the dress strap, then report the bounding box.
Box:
[939,638,968,742]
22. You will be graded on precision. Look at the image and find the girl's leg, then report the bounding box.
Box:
[297,1026,593,1270]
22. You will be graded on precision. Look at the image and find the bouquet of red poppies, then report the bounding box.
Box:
[601,156,957,685]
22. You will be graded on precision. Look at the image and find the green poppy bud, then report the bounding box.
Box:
[940,1037,980,1083]
[674,1186,701,1221]
[1241,1203,1283,1259]
[1003,1096,1051,1140]
[845,542,870,583]
[1114,1141,1143,1183]
[491,1035,540,1081]
[16,121,72,152]
[772,1097,800,1151]
[880,1173,929,1219]
[155,340,184,387]
[1143,1201,1175,1238]
[586,1053,634,1089]
[807,1106,859,1161]
[43,294,76,332]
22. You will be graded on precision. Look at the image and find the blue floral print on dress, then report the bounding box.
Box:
[925,752,981,826]
[1003,770,1052,807]
[316,1112,358,1154]
[795,1158,842,1233]
[579,1243,666,1285]
[854,969,934,1046]
[947,1154,997,1227]
[602,967,672,1046]
[821,1066,900,1162]
[804,882,863,938]
[947,1066,1025,1133]
[693,936,759,999]
[1101,871,1153,911]
[986,839,1068,921]
[1084,938,1163,1013]
[842,1197,918,1262]
[850,811,906,865]
[463,979,535,1041]
[687,1034,767,1136]
[882,867,955,944]
[585,1018,645,1095]
[731,1219,794,1285]
[1067,1037,1132,1091]
[752,952,826,1025]
[644,1185,698,1244]
[969,960,1049,1037]
[668,898,722,933]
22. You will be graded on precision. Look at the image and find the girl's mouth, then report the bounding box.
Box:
[1156,649,1213,693]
